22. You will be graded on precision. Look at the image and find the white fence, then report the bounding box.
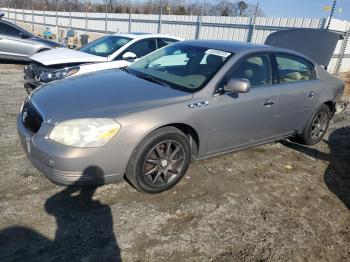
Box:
[2,7,350,73]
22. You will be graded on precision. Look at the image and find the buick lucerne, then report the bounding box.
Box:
[17,37,344,193]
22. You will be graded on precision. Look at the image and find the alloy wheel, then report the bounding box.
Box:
[143,140,186,185]
[310,111,328,140]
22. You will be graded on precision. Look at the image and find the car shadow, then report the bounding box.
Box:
[281,127,350,209]
[0,59,28,65]
[0,166,122,261]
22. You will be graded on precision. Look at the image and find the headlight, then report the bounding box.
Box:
[49,118,121,147]
[44,67,79,82]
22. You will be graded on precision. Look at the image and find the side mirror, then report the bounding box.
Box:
[224,78,251,93]
[122,51,137,60]
[19,32,29,39]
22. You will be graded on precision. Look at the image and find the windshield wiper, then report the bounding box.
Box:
[135,74,170,87]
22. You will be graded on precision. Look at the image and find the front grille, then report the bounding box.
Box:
[22,100,43,133]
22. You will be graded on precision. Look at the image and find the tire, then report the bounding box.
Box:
[296,104,331,145]
[125,126,191,193]
[25,85,34,95]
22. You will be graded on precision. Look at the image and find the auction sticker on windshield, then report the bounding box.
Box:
[205,49,231,58]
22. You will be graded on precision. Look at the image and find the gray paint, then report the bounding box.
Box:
[17,40,344,185]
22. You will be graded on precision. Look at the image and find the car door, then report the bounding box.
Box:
[0,22,35,60]
[272,53,319,136]
[207,54,278,154]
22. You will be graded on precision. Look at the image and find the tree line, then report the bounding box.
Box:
[0,0,264,17]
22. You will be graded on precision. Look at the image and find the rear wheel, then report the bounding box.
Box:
[296,105,330,145]
[125,127,191,193]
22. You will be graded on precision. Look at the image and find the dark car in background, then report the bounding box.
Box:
[0,16,62,61]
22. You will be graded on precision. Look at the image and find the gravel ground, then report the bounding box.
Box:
[0,63,349,262]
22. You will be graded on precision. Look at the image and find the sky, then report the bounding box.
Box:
[255,0,350,20]
[40,0,350,21]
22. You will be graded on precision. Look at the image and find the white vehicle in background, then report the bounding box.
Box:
[24,32,182,93]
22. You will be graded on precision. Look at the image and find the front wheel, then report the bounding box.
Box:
[296,105,331,145]
[125,127,191,193]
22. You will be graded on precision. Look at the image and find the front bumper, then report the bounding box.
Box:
[17,116,130,186]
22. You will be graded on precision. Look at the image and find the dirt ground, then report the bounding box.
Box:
[340,72,350,97]
[0,63,349,262]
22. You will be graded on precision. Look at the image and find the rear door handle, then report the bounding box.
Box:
[264,99,275,107]
[308,91,315,98]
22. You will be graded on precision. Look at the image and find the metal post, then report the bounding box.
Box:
[56,1,59,42]
[158,1,163,34]
[43,5,46,30]
[69,2,72,28]
[105,4,108,34]
[85,7,88,34]
[128,10,132,33]
[247,1,259,42]
[326,0,337,30]
[32,4,34,32]
[14,4,17,22]
[195,1,204,39]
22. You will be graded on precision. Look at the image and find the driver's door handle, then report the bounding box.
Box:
[264,99,275,107]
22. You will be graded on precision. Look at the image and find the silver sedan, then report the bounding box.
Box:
[17,38,344,193]
[0,18,62,61]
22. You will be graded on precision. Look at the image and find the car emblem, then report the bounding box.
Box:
[22,108,28,123]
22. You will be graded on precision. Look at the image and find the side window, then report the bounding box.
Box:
[0,22,22,37]
[230,54,272,88]
[157,38,178,49]
[276,54,316,83]
[124,39,157,58]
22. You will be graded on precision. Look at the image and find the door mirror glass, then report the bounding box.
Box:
[122,51,137,60]
[19,32,29,38]
[225,78,251,93]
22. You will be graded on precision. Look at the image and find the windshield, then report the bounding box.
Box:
[128,43,232,92]
[79,35,132,57]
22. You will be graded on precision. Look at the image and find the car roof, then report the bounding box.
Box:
[179,39,316,62]
[111,32,181,40]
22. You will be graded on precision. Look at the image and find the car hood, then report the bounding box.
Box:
[30,69,193,123]
[30,48,107,66]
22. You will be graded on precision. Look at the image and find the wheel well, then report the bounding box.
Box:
[324,101,335,114]
[37,48,50,53]
[162,123,200,159]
